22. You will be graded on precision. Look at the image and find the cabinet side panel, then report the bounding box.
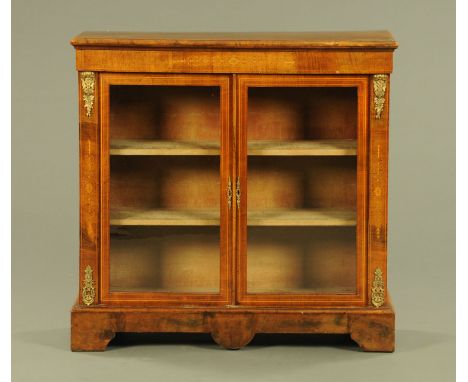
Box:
[79,72,100,306]
[368,75,390,307]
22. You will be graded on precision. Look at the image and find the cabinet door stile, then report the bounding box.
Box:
[99,73,232,305]
[236,75,368,306]
[99,74,110,301]
[220,75,233,305]
[235,74,248,303]
[356,77,369,302]
[229,74,237,304]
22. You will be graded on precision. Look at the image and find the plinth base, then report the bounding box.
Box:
[71,301,395,351]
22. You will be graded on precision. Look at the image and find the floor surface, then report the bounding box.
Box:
[12,326,454,382]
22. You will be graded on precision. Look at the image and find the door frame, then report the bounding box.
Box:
[235,74,369,306]
[99,73,232,306]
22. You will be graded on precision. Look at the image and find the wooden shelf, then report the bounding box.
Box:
[110,208,355,226]
[110,209,220,226]
[248,140,356,156]
[248,286,356,294]
[110,286,219,293]
[110,140,220,156]
[110,286,353,294]
[249,209,356,226]
[109,139,356,156]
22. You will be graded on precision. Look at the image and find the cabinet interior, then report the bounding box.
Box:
[107,81,360,298]
[108,84,223,294]
[247,227,356,293]
[110,85,221,141]
[245,86,358,295]
[110,226,220,292]
[247,87,357,140]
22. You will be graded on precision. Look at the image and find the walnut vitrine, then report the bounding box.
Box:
[70,31,398,351]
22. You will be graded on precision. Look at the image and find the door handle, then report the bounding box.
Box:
[236,177,241,209]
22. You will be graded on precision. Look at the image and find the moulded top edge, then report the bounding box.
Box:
[70,31,399,50]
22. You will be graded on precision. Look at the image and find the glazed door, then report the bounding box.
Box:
[100,74,232,305]
[236,75,368,306]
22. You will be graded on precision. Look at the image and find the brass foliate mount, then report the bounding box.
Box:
[82,265,96,306]
[373,74,388,119]
[80,71,96,117]
[371,267,385,308]
[227,177,233,210]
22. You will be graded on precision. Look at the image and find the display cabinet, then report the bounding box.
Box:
[70,31,398,351]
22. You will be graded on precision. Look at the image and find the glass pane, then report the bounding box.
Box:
[247,86,358,294]
[110,227,219,293]
[109,85,221,293]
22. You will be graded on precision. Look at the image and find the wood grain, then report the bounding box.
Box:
[79,71,100,306]
[110,139,220,156]
[368,75,390,305]
[236,75,368,306]
[110,156,220,210]
[109,208,356,226]
[72,32,396,351]
[71,301,395,351]
[247,87,357,140]
[75,49,394,74]
[248,140,356,156]
[109,139,357,156]
[108,85,220,140]
[248,208,355,226]
[99,73,232,306]
[247,156,357,210]
[109,227,220,293]
[247,227,357,294]
[71,31,398,50]
[110,208,220,226]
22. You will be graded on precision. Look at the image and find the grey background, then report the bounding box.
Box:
[12,0,455,381]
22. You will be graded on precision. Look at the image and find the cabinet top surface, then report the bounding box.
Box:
[71,31,398,50]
